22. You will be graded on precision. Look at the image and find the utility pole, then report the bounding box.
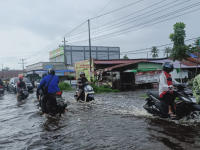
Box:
[19,59,27,71]
[196,37,200,76]
[147,53,148,59]
[88,19,92,81]
[62,37,67,65]
[1,64,3,78]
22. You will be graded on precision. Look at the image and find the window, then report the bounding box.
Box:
[97,47,108,51]
[71,46,84,50]
[109,52,120,59]
[72,52,84,64]
[66,52,71,65]
[85,47,96,50]
[109,47,120,51]
[98,52,108,60]
[85,52,97,60]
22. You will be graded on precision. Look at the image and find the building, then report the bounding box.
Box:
[49,45,120,65]
[25,62,75,82]
[0,70,26,79]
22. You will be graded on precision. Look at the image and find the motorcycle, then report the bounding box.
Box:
[74,82,95,102]
[44,91,67,116]
[143,77,200,120]
[17,89,29,101]
[0,85,4,96]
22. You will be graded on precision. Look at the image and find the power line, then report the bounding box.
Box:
[90,0,144,20]
[67,6,200,45]
[62,0,167,39]
[67,0,191,41]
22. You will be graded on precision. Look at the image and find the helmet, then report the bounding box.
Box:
[19,75,23,81]
[162,62,174,73]
[47,68,55,75]
[42,72,47,78]
[79,72,85,77]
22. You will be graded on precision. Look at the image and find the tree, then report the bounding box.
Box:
[2,67,9,71]
[123,55,129,59]
[163,47,172,57]
[150,46,159,58]
[169,22,192,82]
[191,38,199,52]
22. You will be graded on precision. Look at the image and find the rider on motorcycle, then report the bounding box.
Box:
[36,72,47,110]
[17,76,26,98]
[38,69,60,116]
[76,72,92,100]
[159,62,179,117]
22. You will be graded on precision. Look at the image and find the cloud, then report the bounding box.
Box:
[0,0,199,69]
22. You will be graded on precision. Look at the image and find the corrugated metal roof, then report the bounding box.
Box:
[103,60,148,71]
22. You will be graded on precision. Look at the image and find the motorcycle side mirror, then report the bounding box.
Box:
[167,77,172,81]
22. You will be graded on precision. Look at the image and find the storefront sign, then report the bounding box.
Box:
[27,71,33,75]
[55,72,64,76]
[45,65,53,69]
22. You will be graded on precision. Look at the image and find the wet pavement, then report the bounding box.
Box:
[1,89,200,149]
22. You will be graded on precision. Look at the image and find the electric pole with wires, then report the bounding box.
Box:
[19,59,27,71]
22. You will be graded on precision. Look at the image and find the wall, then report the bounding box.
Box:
[138,62,162,69]
[26,62,43,71]
[171,69,188,79]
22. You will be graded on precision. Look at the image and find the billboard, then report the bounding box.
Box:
[75,59,94,82]
[49,47,64,62]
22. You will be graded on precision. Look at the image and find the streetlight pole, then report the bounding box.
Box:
[88,19,92,81]
[196,37,200,76]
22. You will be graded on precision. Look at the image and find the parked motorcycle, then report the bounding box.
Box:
[0,85,4,96]
[17,89,29,101]
[74,82,95,102]
[45,91,67,116]
[143,77,200,120]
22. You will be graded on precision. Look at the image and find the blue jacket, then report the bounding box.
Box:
[38,75,60,93]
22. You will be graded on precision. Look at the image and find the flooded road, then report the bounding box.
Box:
[1,89,200,150]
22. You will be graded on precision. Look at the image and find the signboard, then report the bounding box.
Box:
[45,65,53,69]
[135,70,162,84]
[27,71,33,75]
[74,59,94,82]
[55,72,64,76]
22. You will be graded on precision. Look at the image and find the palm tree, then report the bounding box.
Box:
[163,47,172,57]
[151,46,159,58]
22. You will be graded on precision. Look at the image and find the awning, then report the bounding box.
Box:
[124,68,159,73]
[103,60,147,72]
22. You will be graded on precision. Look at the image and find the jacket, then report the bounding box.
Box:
[159,71,179,96]
[38,75,60,93]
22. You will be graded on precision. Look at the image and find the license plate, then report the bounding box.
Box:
[89,94,94,97]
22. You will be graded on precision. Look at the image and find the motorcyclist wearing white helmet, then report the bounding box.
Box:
[159,62,179,117]
[76,72,92,100]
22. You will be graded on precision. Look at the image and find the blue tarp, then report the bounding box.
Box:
[189,53,197,58]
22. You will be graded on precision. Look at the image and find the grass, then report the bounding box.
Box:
[58,82,73,92]
[139,94,148,98]
[91,84,120,94]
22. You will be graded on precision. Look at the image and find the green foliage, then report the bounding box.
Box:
[58,82,73,91]
[123,55,129,59]
[163,47,172,57]
[91,84,119,93]
[150,46,159,58]
[191,39,199,52]
[2,67,10,71]
[139,95,148,98]
[169,22,192,82]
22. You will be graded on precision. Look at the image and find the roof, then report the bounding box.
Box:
[94,58,167,65]
[103,60,148,71]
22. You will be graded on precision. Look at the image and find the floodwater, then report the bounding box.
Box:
[1,89,200,150]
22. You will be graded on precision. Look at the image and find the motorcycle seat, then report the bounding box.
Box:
[148,91,162,100]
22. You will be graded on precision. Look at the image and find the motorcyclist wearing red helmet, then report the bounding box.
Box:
[16,76,26,98]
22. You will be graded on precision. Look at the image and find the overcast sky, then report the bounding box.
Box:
[0,0,199,70]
